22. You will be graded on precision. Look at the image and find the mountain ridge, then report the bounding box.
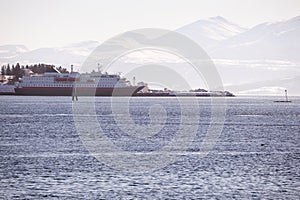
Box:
[176,16,247,49]
[208,15,300,61]
[0,16,299,95]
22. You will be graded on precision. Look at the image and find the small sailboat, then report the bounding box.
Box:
[274,89,292,103]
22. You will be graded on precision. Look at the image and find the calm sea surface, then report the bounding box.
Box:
[0,96,299,199]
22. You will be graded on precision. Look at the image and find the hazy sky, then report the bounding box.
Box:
[1,0,299,49]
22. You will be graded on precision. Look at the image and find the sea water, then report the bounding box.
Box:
[0,96,299,199]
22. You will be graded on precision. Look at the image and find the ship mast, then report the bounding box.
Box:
[133,76,136,86]
[97,63,102,73]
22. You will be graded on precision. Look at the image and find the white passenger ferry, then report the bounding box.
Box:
[15,67,144,96]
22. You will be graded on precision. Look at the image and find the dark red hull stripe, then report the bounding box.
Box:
[14,86,144,96]
[17,87,137,90]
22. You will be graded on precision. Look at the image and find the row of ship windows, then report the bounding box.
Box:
[24,82,118,85]
[21,84,116,87]
[24,78,118,81]
[23,81,55,83]
[24,78,53,80]
[82,77,118,80]
[24,81,118,84]
[84,80,118,82]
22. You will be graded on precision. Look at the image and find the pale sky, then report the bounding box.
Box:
[0,0,299,49]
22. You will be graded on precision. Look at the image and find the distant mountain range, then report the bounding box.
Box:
[226,75,300,96]
[0,16,299,95]
[0,41,100,67]
[177,15,300,62]
[177,16,300,95]
[212,16,300,61]
[176,16,247,50]
[0,45,28,60]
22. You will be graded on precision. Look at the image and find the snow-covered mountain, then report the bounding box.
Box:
[59,41,100,57]
[176,15,300,61]
[176,15,300,95]
[210,16,300,61]
[0,16,299,95]
[1,16,299,65]
[176,16,247,50]
[226,76,300,95]
[0,45,28,61]
[0,41,99,67]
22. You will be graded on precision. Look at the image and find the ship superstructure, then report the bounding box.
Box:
[15,68,144,96]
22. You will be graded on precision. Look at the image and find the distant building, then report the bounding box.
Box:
[137,82,149,93]
[0,75,15,83]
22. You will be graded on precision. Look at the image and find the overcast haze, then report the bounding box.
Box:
[1,0,299,95]
[1,0,300,49]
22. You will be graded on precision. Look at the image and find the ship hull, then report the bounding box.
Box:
[15,86,144,96]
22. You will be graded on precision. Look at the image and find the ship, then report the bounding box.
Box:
[0,83,15,95]
[15,67,144,96]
